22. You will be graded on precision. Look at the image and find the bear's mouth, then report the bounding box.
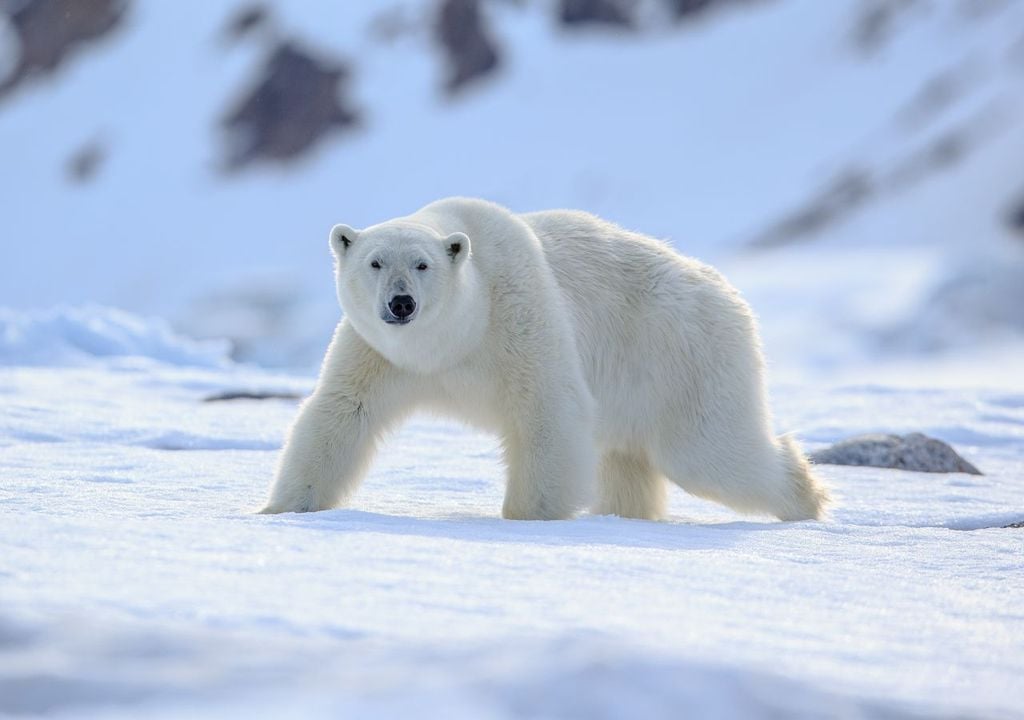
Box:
[382,309,416,325]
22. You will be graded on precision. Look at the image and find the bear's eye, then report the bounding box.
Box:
[370,260,381,269]
[416,263,428,271]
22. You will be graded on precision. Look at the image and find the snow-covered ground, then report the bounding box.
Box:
[1,310,1022,719]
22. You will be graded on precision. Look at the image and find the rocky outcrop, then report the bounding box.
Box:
[0,0,128,101]
[66,138,106,184]
[220,42,359,171]
[811,432,982,475]
[665,0,769,22]
[750,170,873,248]
[557,0,768,28]
[435,0,501,94]
[851,0,922,53]
[222,4,270,44]
[1010,196,1024,236]
[559,0,635,28]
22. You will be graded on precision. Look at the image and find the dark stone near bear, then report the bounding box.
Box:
[811,432,982,475]
[221,41,359,171]
[435,0,500,94]
[0,0,128,101]
[559,0,635,28]
[203,390,302,403]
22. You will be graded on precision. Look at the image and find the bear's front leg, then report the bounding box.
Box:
[260,323,408,514]
[500,382,598,521]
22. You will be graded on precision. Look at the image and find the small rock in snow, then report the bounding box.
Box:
[810,432,982,475]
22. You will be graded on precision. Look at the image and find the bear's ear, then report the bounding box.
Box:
[329,224,359,257]
[445,232,470,265]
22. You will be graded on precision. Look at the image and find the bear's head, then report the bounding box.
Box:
[328,219,474,366]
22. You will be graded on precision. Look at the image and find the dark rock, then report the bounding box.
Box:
[852,0,921,54]
[222,3,270,44]
[66,138,105,183]
[0,0,128,101]
[750,170,873,248]
[882,122,978,192]
[895,66,969,131]
[1005,520,1024,529]
[203,390,302,402]
[666,0,716,18]
[559,0,635,28]
[811,433,982,475]
[435,0,500,94]
[221,41,359,171]
[664,0,769,22]
[1009,196,1024,236]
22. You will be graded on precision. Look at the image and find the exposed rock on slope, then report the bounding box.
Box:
[666,0,769,22]
[221,41,359,171]
[222,3,270,44]
[0,0,128,101]
[435,0,501,93]
[559,0,635,28]
[1010,195,1024,236]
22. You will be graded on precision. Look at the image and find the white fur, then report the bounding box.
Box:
[262,198,830,521]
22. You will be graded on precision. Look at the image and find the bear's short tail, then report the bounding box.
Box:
[776,434,831,521]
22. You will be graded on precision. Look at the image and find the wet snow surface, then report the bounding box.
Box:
[1,351,1022,719]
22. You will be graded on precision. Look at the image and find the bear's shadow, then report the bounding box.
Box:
[257,509,789,552]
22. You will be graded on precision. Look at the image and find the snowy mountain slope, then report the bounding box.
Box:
[1,0,1022,371]
[0,313,1022,718]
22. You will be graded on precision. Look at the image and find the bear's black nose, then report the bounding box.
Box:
[389,295,416,319]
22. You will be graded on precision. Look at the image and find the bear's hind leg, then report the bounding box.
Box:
[595,449,666,520]
[653,429,828,521]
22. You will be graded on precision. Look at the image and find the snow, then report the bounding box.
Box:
[1,357,1022,718]
[0,306,230,368]
[1,0,1023,716]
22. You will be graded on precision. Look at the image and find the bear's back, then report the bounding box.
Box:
[521,209,758,446]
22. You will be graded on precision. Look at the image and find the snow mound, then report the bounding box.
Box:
[0,305,230,368]
[0,618,943,720]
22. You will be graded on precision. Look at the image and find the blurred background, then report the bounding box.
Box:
[1,0,1022,382]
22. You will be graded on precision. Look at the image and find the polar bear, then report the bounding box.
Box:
[261,197,829,521]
